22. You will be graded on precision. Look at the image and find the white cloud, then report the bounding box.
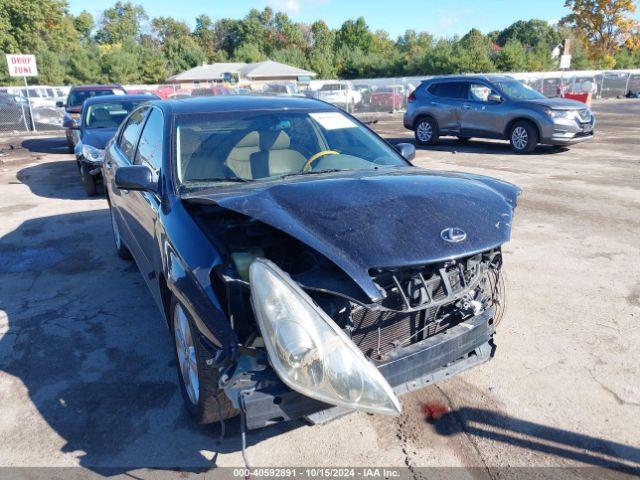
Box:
[265,0,329,16]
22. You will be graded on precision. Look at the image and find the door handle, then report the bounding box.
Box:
[430,101,440,106]
[462,103,471,110]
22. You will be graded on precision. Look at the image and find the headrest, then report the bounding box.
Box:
[260,130,290,150]
[236,131,260,148]
[92,108,110,121]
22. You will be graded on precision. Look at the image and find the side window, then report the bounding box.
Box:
[469,83,492,102]
[134,109,163,170]
[428,82,468,99]
[117,107,149,162]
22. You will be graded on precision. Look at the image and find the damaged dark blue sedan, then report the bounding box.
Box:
[102,96,520,429]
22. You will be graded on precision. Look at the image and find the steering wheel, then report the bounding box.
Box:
[302,150,340,172]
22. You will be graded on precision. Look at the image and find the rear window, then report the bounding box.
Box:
[321,84,342,91]
[428,82,468,99]
[68,88,125,107]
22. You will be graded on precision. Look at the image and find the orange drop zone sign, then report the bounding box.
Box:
[6,54,38,77]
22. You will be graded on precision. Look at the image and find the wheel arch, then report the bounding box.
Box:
[413,113,438,130]
[505,117,540,140]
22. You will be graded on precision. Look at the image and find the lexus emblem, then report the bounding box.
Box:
[440,227,467,243]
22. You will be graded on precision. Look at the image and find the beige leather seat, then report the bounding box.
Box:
[250,131,306,179]
[226,131,260,179]
[181,129,226,181]
[90,108,114,128]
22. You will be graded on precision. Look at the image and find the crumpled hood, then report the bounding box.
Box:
[186,168,520,301]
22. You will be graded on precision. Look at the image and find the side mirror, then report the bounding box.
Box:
[62,118,78,129]
[396,142,416,162]
[115,165,158,193]
[488,93,502,103]
[56,101,64,108]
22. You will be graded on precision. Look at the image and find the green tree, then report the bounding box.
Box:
[497,19,562,48]
[233,43,267,62]
[335,17,372,53]
[74,11,94,41]
[458,29,495,72]
[495,40,528,71]
[152,17,205,75]
[95,1,147,44]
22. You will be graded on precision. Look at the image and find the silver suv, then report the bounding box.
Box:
[404,75,595,153]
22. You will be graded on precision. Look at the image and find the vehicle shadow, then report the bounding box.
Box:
[21,136,69,155]
[0,209,301,475]
[431,407,640,475]
[16,160,102,200]
[385,137,569,156]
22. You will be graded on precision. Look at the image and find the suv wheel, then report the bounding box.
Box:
[510,121,538,154]
[171,298,238,424]
[414,117,438,146]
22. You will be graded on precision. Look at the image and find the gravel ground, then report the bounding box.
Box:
[0,99,638,478]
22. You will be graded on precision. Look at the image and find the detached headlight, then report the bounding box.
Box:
[249,259,401,415]
[82,144,105,162]
[546,109,575,120]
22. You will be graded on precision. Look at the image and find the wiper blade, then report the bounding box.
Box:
[185,177,249,183]
[281,168,348,179]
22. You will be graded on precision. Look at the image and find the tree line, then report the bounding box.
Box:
[1,0,639,85]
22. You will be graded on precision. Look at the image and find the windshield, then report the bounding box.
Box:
[175,110,408,192]
[495,80,546,100]
[84,101,146,129]
[68,89,123,107]
[321,84,342,91]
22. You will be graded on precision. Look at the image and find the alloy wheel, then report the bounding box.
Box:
[174,304,199,405]
[416,121,433,142]
[512,126,528,151]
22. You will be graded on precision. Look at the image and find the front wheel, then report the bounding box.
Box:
[80,164,97,196]
[414,117,439,146]
[171,298,237,424]
[510,121,538,154]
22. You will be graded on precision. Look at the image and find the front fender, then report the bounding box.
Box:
[160,195,238,364]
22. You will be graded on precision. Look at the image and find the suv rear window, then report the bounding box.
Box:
[428,82,468,99]
[67,88,125,107]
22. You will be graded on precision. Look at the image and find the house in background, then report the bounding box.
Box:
[167,60,316,88]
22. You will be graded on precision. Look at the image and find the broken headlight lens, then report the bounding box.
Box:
[82,144,105,162]
[250,258,401,415]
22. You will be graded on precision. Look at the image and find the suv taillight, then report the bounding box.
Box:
[408,91,416,102]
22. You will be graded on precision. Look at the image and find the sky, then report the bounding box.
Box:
[65,0,635,39]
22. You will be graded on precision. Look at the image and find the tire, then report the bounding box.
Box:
[109,205,132,260]
[457,136,471,142]
[509,121,538,154]
[171,297,238,424]
[81,164,97,196]
[414,117,439,146]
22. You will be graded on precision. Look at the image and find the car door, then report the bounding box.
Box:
[127,107,164,301]
[460,82,509,138]
[426,81,468,133]
[106,106,150,261]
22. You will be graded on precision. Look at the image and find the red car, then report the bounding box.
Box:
[59,84,126,152]
[370,87,404,110]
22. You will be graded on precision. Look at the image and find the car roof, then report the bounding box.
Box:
[153,95,336,116]
[70,84,125,91]
[82,94,159,106]
[423,74,516,84]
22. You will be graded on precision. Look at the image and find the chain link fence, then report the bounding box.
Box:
[1,69,639,135]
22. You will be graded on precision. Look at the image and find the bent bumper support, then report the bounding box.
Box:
[223,309,496,430]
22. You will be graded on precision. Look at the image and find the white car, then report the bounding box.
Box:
[317,81,362,112]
